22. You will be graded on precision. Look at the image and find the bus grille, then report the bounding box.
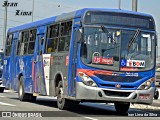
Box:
[103,90,131,97]
[95,74,142,82]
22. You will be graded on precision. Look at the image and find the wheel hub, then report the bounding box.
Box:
[19,85,23,97]
[58,87,63,104]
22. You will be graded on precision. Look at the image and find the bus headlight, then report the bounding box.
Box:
[138,78,154,90]
[78,72,97,87]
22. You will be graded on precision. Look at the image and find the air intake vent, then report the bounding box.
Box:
[103,90,131,97]
[95,74,142,82]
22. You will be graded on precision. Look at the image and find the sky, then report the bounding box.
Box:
[0,0,160,55]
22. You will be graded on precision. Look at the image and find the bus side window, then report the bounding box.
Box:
[18,31,29,55]
[47,24,59,53]
[58,21,72,52]
[5,34,13,56]
[28,29,37,54]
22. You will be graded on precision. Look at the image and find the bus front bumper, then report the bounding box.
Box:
[76,82,154,104]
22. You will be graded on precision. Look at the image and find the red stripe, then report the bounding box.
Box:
[77,69,113,76]
[32,59,34,80]
[32,58,36,92]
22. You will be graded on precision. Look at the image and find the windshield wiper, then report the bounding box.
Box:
[101,26,109,35]
[128,29,140,51]
[101,26,106,32]
[101,26,116,44]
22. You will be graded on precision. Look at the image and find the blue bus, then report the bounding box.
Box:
[2,8,157,113]
[0,50,4,92]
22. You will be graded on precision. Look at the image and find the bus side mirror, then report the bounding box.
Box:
[74,28,82,43]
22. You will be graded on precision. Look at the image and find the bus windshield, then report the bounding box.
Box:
[80,27,155,71]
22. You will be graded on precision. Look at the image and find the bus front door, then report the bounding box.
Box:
[33,34,46,95]
[68,26,80,97]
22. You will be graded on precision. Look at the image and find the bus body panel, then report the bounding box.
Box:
[49,53,69,97]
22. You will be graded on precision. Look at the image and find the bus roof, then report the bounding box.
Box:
[8,8,153,33]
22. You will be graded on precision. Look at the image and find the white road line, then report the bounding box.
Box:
[0,96,5,97]
[0,102,16,107]
[84,117,98,120]
[77,115,98,120]
[4,90,16,93]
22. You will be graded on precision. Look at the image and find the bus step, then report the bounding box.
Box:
[33,92,39,96]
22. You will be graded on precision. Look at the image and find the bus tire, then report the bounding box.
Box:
[0,87,4,93]
[57,81,71,110]
[114,102,130,114]
[18,76,28,101]
[28,94,37,102]
[154,90,159,100]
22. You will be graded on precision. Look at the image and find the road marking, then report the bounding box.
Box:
[4,90,16,93]
[84,117,98,120]
[0,102,16,107]
[77,115,98,120]
[0,95,5,97]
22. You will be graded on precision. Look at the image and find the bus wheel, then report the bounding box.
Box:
[114,102,130,114]
[154,90,159,100]
[57,81,71,110]
[28,94,37,102]
[0,87,4,93]
[18,76,28,101]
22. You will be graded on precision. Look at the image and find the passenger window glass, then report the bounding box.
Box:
[58,21,72,52]
[50,25,59,38]
[23,32,29,42]
[47,38,58,53]
[5,34,13,56]
[24,43,28,55]
[30,29,36,41]
[46,21,72,53]
[61,21,72,36]
[18,31,29,55]
[28,29,37,54]
[46,24,59,53]
[58,38,65,51]
[58,36,70,51]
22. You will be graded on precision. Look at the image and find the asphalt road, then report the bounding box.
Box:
[0,90,160,120]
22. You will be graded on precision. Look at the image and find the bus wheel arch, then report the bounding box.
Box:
[18,73,23,81]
